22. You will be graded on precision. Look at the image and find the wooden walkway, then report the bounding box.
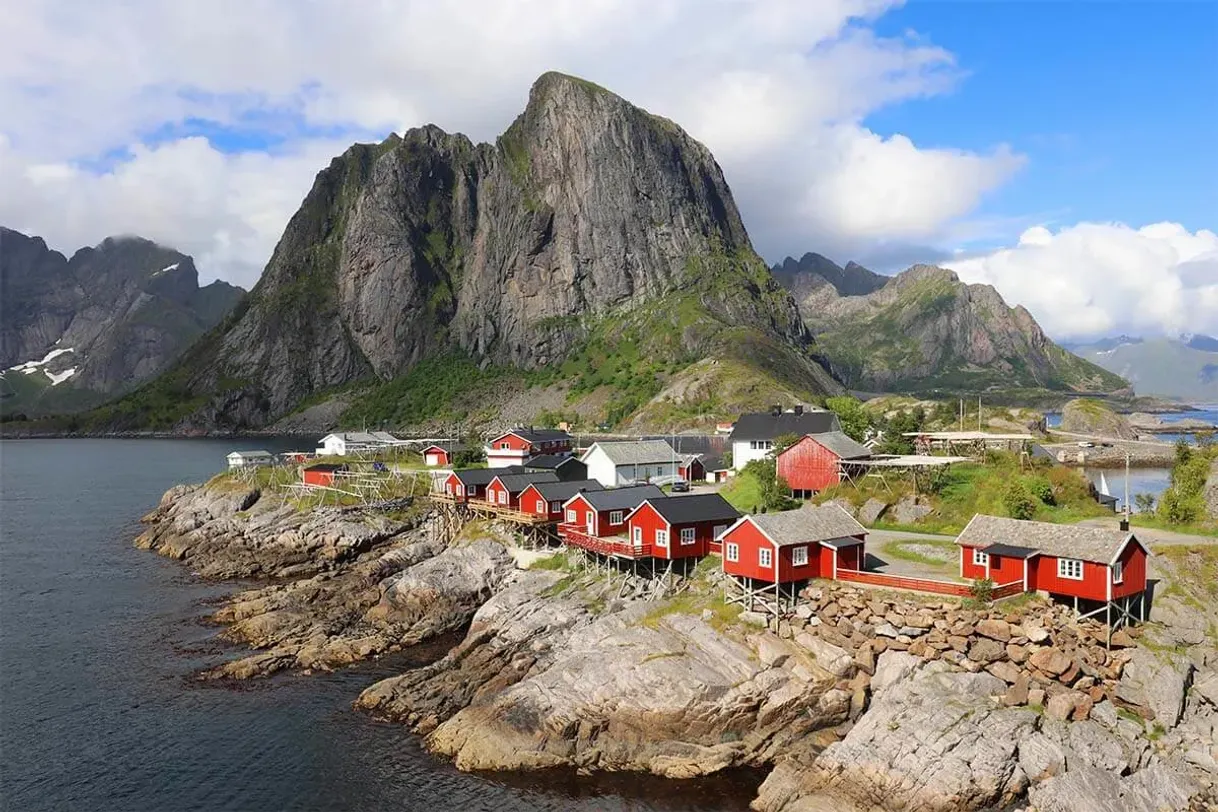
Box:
[428,493,553,525]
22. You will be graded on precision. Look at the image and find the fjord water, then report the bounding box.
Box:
[0,439,754,812]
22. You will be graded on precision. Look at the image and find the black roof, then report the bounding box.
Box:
[452,466,525,486]
[491,471,558,491]
[524,454,582,469]
[980,543,1040,559]
[528,479,605,501]
[728,411,841,442]
[641,494,741,525]
[496,427,572,443]
[699,454,728,471]
[305,463,346,472]
[423,442,468,452]
[575,485,665,511]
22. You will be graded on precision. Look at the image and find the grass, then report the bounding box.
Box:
[881,539,958,568]
[639,590,742,632]
[720,470,764,513]
[529,551,574,572]
[1129,513,1218,537]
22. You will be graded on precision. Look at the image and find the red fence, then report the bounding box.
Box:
[836,570,1028,600]
[558,525,651,558]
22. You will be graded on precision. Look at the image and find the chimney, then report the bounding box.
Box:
[1119,518,1130,532]
[771,404,782,417]
[794,404,804,415]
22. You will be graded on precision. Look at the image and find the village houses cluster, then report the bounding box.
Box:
[226,407,1149,628]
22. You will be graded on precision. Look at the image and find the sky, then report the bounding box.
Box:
[1,0,1215,341]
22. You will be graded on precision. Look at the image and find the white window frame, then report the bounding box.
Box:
[759,547,773,568]
[499,441,510,449]
[609,510,624,525]
[633,526,643,546]
[455,484,464,496]
[445,483,453,495]
[498,490,507,505]
[566,509,577,524]
[680,527,695,546]
[1113,560,1124,584]
[656,529,669,547]
[973,549,988,568]
[550,501,561,513]
[791,545,809,567]
[726,543,740,562]
[535,500,546,514]
[1057,558,1084,581]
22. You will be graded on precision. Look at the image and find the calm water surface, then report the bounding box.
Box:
[0,439,757,812]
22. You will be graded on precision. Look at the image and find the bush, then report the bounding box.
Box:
[1003,481,1037,520]
[1024,476,1056,506]
[1158,489,1199,525]
[969,578,995,604]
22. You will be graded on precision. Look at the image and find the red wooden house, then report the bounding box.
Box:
[303,463,347,487]
[559,484,665,556]
[719,504,867,585]
[518,479,604,522]
[955,515,1149,621]
[777,431,871,498]
[624,494,741,561]
[677,455,705,483]
[423,445,458,467]
[437,466,525,502]
[485,427,573,469]
[484,471,559,509]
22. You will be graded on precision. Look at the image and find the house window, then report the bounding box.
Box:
[792,545,808,567]
[498,490,507,505]
[566,509,576,524]
[1058,558,1084,580]
[633,527,642,546]
[445,483,453,494]
[1113,560,1124,584]
[759,548,773,568]
[456,484,463,495]
[499,442,510,449]
[713,524,728,542]
[550,501,560,513]
[656,530,669,547]
[973,549,989,568]
[609,511,624,525]
[726,543,740,562]
[680,528,695,545]
[536,500,546,514]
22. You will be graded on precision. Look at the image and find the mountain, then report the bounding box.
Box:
[1060,335,1143,354]
[777,261,1128,394]
[772,253,889,299]
[98,72,838,431]
[0,229,244,415]
[1069,335,1218,401]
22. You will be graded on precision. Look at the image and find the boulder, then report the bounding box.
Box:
[870,651,920,694]
[1046,691,1084,721]
[796,634,854,678]
[756,636,795,669]
[1059,398,1137,440]
[987,661,1023,685]
[1029,647,1072,676]
[967,637,1005,664]
[1002,674,1031,707]
[890,495,932,525]
[857,498,888,525]
[1116,649,1193,728]
[976,619,1012,642]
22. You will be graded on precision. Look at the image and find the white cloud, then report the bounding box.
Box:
[0,0,1021,288]
[946,222,1218,339]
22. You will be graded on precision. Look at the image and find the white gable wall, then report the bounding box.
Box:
[732,440,774,471]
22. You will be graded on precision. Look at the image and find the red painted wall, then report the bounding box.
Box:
[777,542,823,582]
[777,436,842,494]
[424,448,451,466]
[1029,555,1109,601]
[489,433,533,452]
[986,553,1025,586]
[1112,541,1147,599]
[721,520,775,581]
[519,485,563,519]
[960,545,987,580]
[563,494,601,536]
[627,504,724,561]
[303,469,335,487]
[485,479,514,507]
[627,503,671,557]
[678,459,705,481]
[835,542,865,571]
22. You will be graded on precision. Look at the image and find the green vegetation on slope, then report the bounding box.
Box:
[1155,441,1218,529]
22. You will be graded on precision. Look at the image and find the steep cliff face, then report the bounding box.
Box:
[118,72,834,430]
[783,262,1126,393]
[0,228,244,414]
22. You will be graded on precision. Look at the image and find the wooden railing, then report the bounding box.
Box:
[991,580,1027,599]
[558,525,651,558]
[835,570,1028,600]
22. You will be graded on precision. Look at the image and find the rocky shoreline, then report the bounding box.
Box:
[137,479,1218,810]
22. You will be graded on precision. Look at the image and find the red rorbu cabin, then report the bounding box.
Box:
[423,445,454,467]
[776,431,871,498]
[719,504,867,585]
[518,480,604,522]
[624,494,742,561]
[437,466,525,502]
[485,428,574,469]
[677,455,706,483]
[484,471,559,510]
[559,485,665,556]
[302,463,347,487]
[955,515,1149,621]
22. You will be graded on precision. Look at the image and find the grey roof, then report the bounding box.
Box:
[583,440,676,466]
[528,479,604,502]
[524,454,582,470]
[575,484,666,511]
[638,494,741,525]
[798,431,871,460]
[956,515,1142,564]
[490,471,559,492]
[745,504,868,547]
[452,466,525,487]
[728,411,841,442]
[495,427,572,443]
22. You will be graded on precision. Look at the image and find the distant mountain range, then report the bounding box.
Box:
[0,228,245,416]
[1064,335,1218,401]
[770,254,1127,395]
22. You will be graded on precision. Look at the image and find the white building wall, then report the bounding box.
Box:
[732,440,774,471]
[581,447,618,488]
[317,435,348,456]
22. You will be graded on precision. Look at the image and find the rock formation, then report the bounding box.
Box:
[0,228,243,415]
[1059,398,1137,440]
[775,259,1127,394]
[99,72,837,431]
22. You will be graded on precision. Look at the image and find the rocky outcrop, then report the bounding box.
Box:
[0,228,243,415]
[778,261,1127,394]
[1059,398,1138,440]
[102,72,837,431]
[1205,458,1218,520]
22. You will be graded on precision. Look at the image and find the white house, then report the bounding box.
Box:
[316,431,408,456]
[727,407,842,471]
[227,450,274,469]
[579,439,680,487]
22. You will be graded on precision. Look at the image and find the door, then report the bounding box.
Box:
[587,511,596,537]
[632,526,643,552]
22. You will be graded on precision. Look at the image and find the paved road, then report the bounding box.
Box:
[1078,517,1217,546]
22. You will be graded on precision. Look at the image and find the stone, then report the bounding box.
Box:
[820,602,840,620]
[1029,647,1072,676]
[975,619,1012,642]
[1072,693,1094,721]
[1018,732,1066,781]
[1046,691,1081,721]
[1090,700,1119,729]
[986,661,1023,685]
[1116,648,1193,728]
[1006,643,1028,664]
[1108,628,1136,648]
[873,623,900,638]
[854,646,876,676]
[739,611,769,628]
[1191,669,1218,706]
[794,605,813,620]
[1028,688,1046,708]
[947,635,969,652]
[1025,624,1051,644]
[857,497,888,525]
[756,636,794,668]
[870,652,920,694]
[890,495,932,525]
[1002,674,1030,707]
[967,638,1005,664]
[897,626,926,638]
[798,635,855,678]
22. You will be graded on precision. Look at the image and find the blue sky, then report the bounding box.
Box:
[868,0,1217,245]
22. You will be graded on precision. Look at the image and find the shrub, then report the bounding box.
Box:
[1024,476,1056,506]
[1003,481,1037,520]
[969,578,995,604]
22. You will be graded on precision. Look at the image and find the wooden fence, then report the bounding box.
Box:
[836,569,1026,600]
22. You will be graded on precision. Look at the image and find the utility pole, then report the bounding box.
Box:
[959,398,964,431]
[978,396,983,432]
[1124,450,1131,526]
